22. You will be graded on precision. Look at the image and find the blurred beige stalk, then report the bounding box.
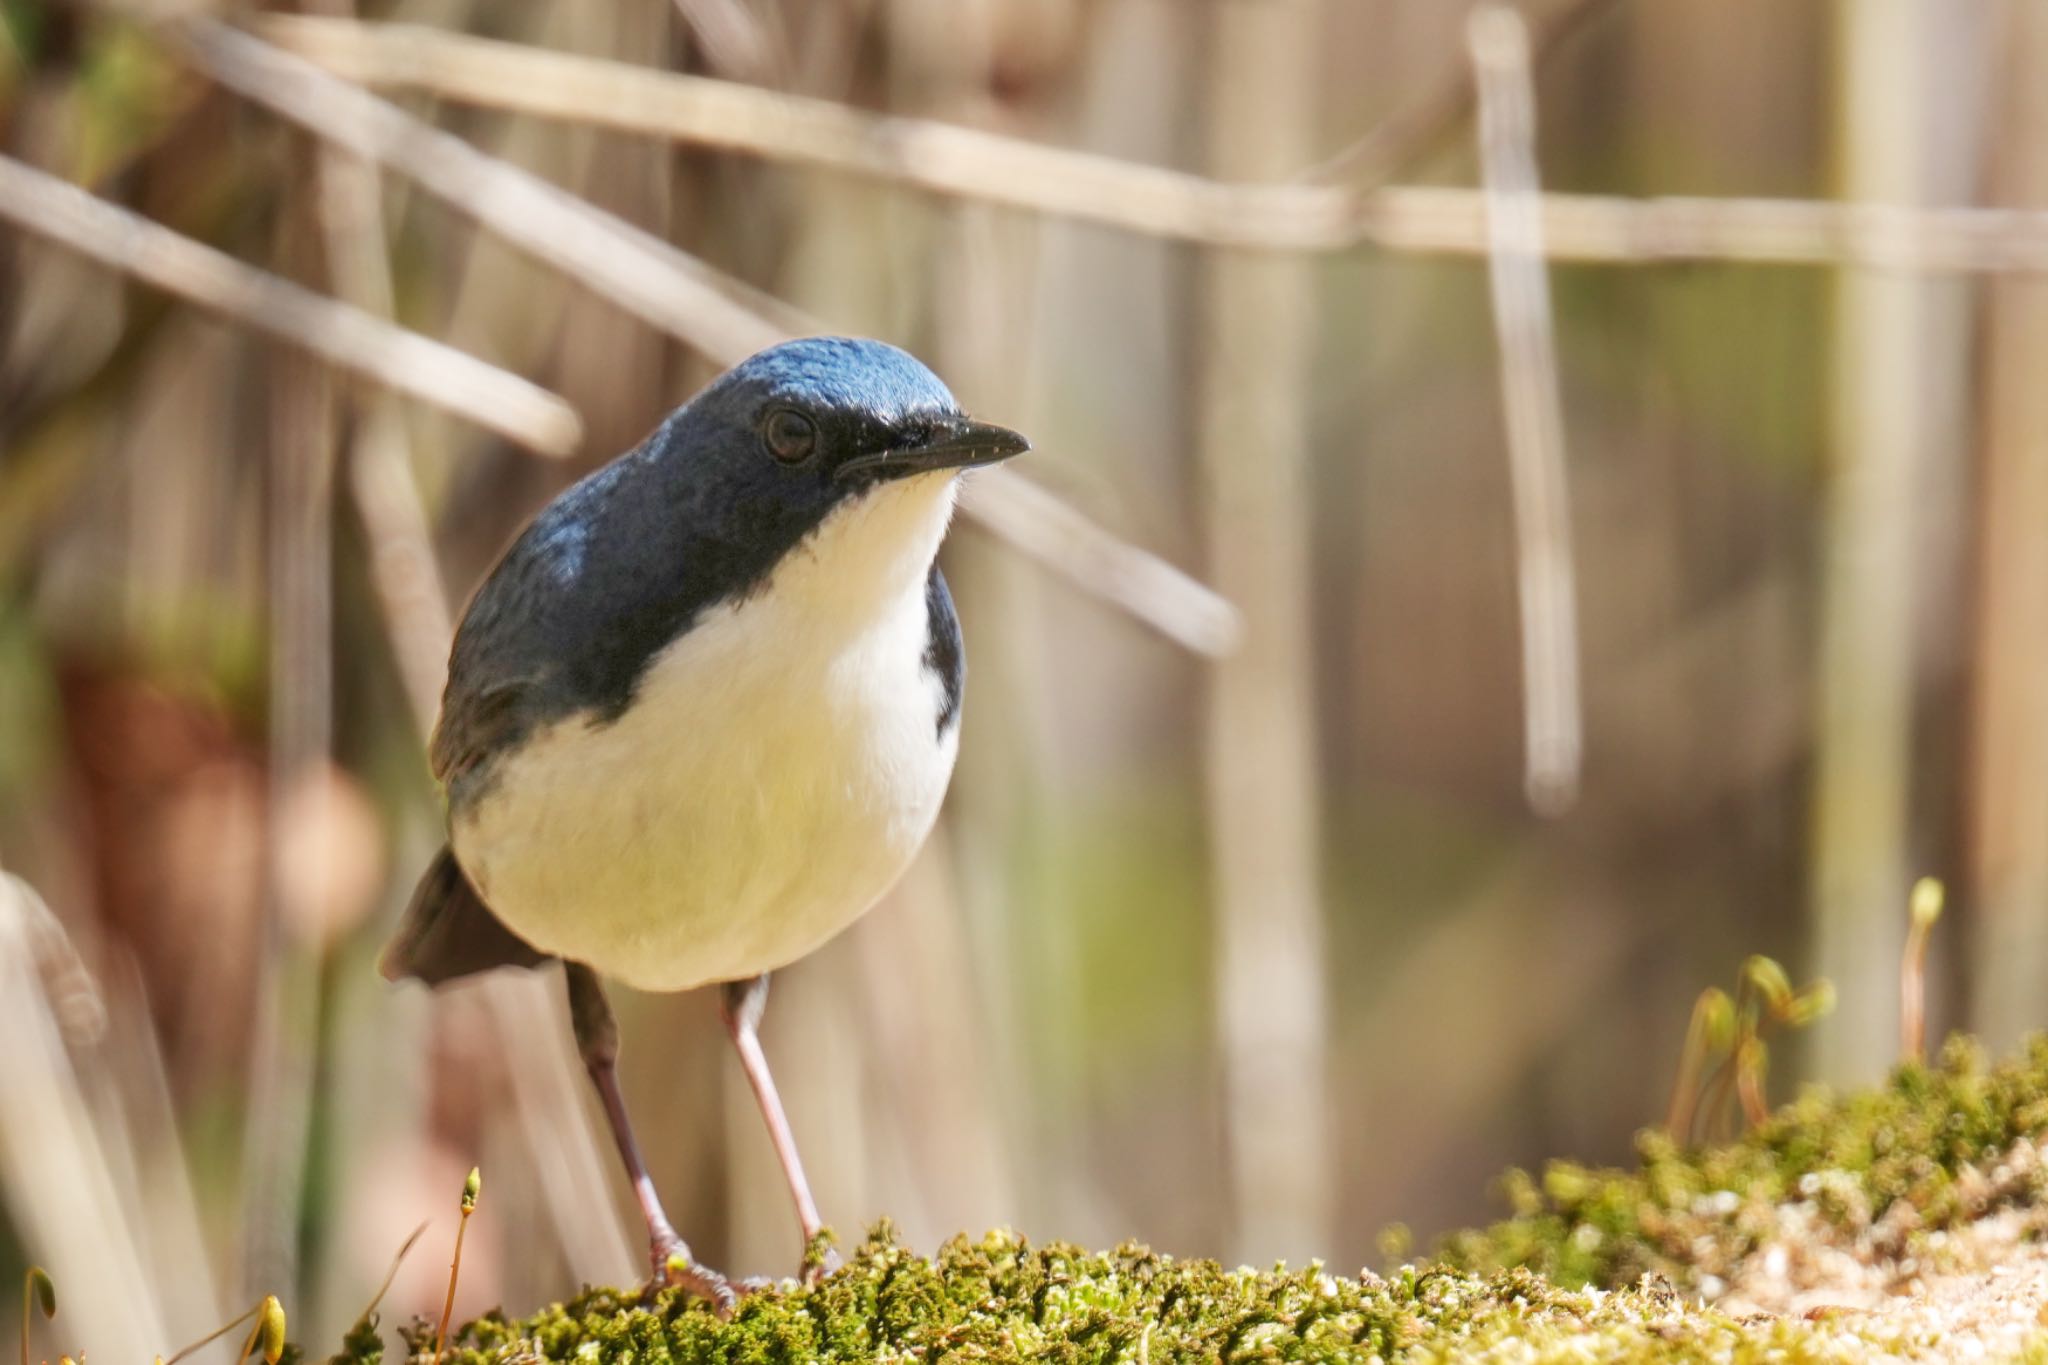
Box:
[1811,0,1956,1083]
[1469,5,1582,816]
[0,874,170,1362]
[1198,0,1330,1266]
[239,348,335,1297]
[1968,2,2048,1051]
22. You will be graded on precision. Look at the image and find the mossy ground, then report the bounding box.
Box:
[1439,1035,2048,1296]
[330,1234,1926,1364]
[324,1037,2048,1363]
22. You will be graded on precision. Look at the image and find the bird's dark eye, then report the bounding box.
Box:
[762,408,817,464]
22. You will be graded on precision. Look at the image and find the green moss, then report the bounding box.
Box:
[325,1227,1922,1364]
[313,1036,2048,1362]
[1439,1034,2048,1290]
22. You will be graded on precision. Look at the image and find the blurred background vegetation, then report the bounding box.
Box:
[3,0,2043,1357]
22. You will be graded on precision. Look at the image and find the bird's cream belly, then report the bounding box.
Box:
[449,586,957,992]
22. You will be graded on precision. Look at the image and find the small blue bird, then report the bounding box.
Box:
[380,336,1028,1305]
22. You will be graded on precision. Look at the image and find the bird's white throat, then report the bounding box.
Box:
[452,472,964,991]
[758,468,959,621]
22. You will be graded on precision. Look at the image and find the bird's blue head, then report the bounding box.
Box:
[633,338,1028,558]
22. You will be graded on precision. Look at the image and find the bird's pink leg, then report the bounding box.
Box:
[720,975,840,1282]
[565,962,737,1311]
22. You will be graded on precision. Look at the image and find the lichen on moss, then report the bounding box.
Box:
[1438,1033,2048,1292]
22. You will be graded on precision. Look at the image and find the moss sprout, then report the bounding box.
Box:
[436,1168,482,1364]
[1901,878,1944,1063]
[1677,956,1833,1145]
[254,1295,289,1365]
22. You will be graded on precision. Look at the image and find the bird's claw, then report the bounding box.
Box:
[647,1239,738,1316]
[641,1237,834,1313]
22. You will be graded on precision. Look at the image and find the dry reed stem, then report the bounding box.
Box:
[1366,188,2048,272]
[1469,6,1582,816]
[169,17,1237,657]
[258,15,2048,273]
[960,471,1241,656]
[0,155,580,456]
[1197,0,1329,1264]
[173,20,799,358]
[253,16,1350,251]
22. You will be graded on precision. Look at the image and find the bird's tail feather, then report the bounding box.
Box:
[380,845,552,985]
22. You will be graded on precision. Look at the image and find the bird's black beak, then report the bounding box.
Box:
[836,415,1031,483]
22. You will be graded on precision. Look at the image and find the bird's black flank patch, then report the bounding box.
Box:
[924,565,964,737]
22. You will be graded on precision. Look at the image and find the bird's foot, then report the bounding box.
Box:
[648,1238,738,1316]
[799,1235,843,1287]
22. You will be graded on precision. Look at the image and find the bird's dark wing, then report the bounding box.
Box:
[429,670,550,790]
[427,456,631,800]
[380,845,551,985]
